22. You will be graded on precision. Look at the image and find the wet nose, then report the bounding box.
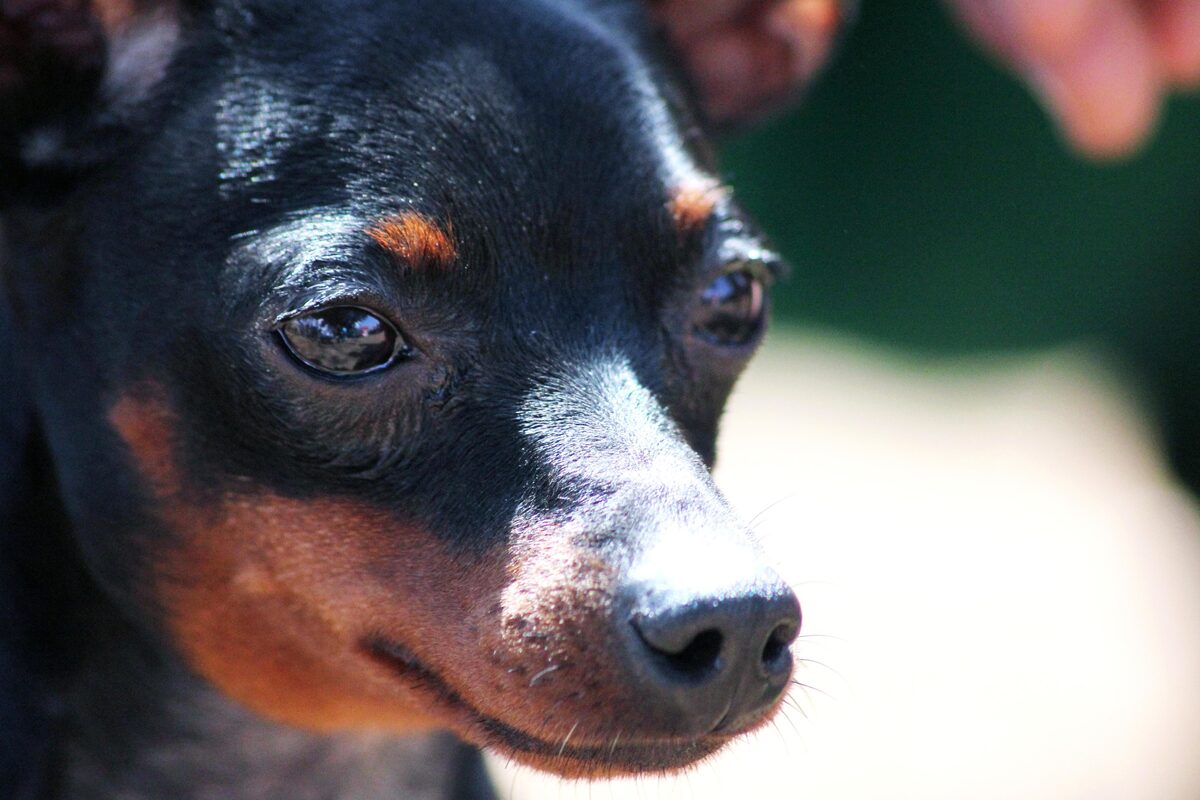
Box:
[617,553,800,736]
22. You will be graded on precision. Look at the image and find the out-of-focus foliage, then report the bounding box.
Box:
[723,0,1200,356]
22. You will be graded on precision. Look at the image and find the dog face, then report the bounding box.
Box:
[6,0,798,777]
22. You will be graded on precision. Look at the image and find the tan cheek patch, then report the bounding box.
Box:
[366,212,457,269]
[158,493,414,731]
[107,387,648,749]
[107,388,463,731]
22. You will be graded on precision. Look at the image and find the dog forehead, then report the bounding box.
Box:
[207,0,709,210]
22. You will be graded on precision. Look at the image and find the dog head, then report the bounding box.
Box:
[4,0,802,777]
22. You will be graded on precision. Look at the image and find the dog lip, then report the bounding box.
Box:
[362,636,731,771]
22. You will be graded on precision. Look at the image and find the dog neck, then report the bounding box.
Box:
[58,631,492,799]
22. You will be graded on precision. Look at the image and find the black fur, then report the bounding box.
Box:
[1,1,786,797]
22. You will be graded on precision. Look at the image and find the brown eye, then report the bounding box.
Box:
[278,306,407,376]
[694,270,766,347]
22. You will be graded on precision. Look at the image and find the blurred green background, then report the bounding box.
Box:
[720,0,1200,485]
[722,0,1200,355]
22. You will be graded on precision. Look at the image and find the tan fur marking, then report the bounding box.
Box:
[366,212,456,269]
[109,387,181,495]
[108,389,433,730]
[668,180,727,239]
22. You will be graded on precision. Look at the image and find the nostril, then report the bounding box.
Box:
[632,618,725,681]
[665,628,723,679]
[760,622,795,675]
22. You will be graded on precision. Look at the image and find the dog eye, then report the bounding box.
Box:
[278,306,407,376]
[693,269,766,347]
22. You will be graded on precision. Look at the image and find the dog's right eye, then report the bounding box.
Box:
[278,306,408,377]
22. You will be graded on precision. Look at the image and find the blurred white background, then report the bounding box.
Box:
[488,331,1200,800]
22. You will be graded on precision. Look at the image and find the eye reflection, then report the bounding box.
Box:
[278,306,405,376]
[694,270,765,347]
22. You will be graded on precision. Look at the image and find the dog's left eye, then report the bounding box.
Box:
[278,306,408,376]
[693,270,766,347]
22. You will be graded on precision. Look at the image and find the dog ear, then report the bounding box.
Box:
[648,0,854,128]
[1,0,193,196]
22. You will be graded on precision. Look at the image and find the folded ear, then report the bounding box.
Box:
[1,0,190,195]
[648,0,854,128]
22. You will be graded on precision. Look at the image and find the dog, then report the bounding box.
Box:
[0,1,809,797]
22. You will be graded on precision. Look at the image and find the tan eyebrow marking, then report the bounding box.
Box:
[366,212,457,269]
[667,180,730,241]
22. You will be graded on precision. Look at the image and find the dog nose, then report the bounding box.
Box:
[617,549,800,736]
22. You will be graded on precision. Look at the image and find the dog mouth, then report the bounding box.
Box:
[362,637,731,775]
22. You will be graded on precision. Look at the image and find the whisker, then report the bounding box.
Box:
[558,720,580,757]
[790,679,837,701]
[747,489,806,530]
[769,717,790,749]
[529,664,560,687]
[608,730,621,759]
[782,694,810,721]
[794,657,846,680]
